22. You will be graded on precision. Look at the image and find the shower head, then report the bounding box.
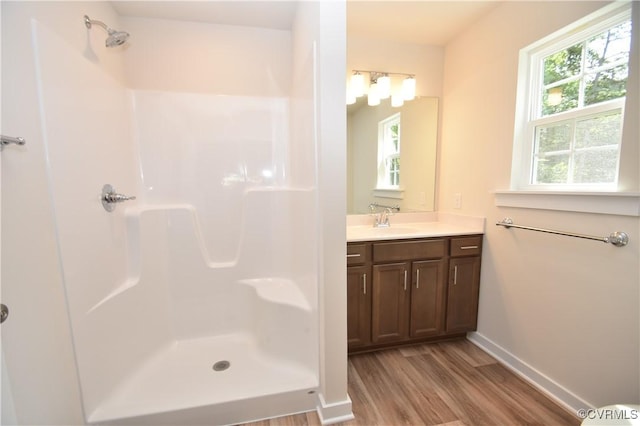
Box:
[84,15,130,48]
[105,30,130,47]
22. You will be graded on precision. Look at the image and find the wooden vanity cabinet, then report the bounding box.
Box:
[410,259,446,338]
[347,243,371,348]
[348,234,482,354]
[369,259,446,344]
[446,236,482,333]
[371,239,447,345]
[371,262,411,343]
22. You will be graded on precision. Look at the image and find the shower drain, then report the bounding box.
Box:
[212,360,231,372]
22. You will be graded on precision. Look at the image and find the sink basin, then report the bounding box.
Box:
[347,226,421,240]
[369,227,419,234]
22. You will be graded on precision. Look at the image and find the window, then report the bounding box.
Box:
[512,2,632,191]
[377,113,401,189]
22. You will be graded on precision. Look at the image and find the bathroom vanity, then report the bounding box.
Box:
[346,214,484,354]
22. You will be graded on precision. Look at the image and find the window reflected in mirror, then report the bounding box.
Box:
[347,96,438,214]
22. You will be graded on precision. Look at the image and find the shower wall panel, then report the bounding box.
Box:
[132,91,291,264]
[31,19,169,415]
[132,91,318,343]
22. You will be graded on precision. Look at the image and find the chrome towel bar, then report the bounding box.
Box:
[496,217,629,247]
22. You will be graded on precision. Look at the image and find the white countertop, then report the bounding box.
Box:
[347,212,485,242]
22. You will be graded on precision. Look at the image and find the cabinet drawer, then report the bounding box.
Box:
[373,239,446,262]
[450,236,482,257]
[347,243,369,266]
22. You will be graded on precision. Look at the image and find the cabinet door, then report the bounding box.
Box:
[446,256,481,333]
[347,266,371,348]
[372,262,410,343]
[410,260,446,338]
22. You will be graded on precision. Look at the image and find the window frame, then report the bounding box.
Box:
[376,112,402,190]
[512,1,632,192]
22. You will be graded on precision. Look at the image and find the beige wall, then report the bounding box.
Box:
[440,0,639,409]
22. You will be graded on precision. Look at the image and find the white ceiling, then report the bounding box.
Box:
[112,1,501,46]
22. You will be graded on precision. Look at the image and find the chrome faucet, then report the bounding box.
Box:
[377,208,392,227]
[369,204,393,228]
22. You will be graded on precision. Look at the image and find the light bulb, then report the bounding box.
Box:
[346,86,356,105]
[402,76,416,101]
[368,82,380,106]
[391,93,404,108]
[351,72,365,98]
[377,74,391,99]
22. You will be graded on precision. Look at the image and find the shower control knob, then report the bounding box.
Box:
[104,193,136,203]
[1,304,8,324]
[101,184,136,212]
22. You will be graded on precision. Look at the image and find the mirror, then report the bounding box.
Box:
[347,96,438,214]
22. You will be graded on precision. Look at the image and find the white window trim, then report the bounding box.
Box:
[494,191,640,217]
[503,1,638,216]
[372,188,405,200]
[376,112,402,191]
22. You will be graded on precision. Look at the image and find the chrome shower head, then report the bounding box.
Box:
[105,30,130,47]
[84,15,130,48]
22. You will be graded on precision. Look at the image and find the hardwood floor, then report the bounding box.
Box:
[243,339,580,426]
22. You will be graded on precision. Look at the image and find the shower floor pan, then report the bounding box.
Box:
[88,333,318,425]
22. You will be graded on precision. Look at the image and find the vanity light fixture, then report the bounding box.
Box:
[348,70,416,107]
[368,81,381,106]
[351,71,366,98]
[402,76,416,101]
[391,93,404,108]
[375,73,391,99]
[346,88,356,105]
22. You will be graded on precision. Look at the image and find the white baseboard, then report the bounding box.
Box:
[316,393,355,425]
[467,332,594,414]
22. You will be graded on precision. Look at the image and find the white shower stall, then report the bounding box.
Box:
[13,2,340,424]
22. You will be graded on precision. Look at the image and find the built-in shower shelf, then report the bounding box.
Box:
[239,278,312,311]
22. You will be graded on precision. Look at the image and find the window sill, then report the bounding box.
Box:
[494,191,640,216]
[373,188,404,199]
